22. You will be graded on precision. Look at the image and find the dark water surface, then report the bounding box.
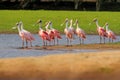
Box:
[0,34,119,58]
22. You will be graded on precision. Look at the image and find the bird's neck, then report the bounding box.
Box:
[69,21,73,28]
[45,24,49,31]
[95,21,99,27]
[66,22,68,28]
[17,25,21,33]
[50,24,53,29]
[76,23,79,28]
[39,23,42,29]
[20,24,24,30]
[39,27,42,30]
[106,25,109,31]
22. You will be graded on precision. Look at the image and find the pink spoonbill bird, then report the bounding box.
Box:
[105,23,116,43]
[61,18,74,46]
[93,18,107,44]
[49,21,62,45]
[74,19,86,44]
[19,21,35,47]
[36,20,50,46]
[45,21,55,46]
[13,21,35,48]
[69,19,76,36]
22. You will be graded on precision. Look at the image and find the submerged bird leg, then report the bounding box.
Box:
[57,38,59,45]
[30,41,32,47]
[45,41,47,46]
[26,40,28,48]
[82,38,84,44]
[70,39,72,46]
[49,41,51,46]
[109,38,111,43]
[79,37,81,44]
[112,39,113,43]
[43,40,45,46]
[53,39,55,46]
[104,37,105,44]
[22,40,24,48]
[100,36,102,44]
[66,37,69,46]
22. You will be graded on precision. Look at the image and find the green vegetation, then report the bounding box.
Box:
[0,10,120,34]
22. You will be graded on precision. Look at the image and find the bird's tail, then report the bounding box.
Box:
[57,35,62,39]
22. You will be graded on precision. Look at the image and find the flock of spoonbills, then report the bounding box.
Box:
[12,18,116,48]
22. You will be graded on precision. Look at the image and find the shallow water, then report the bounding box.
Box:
[0,34,119,58]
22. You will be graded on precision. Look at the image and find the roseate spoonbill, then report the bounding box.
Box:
[69,19,76,34]
[19,21,35,47]
[93,18,107,44]
[74,19,86,44]
[105,23,116,43]
[49,21,62,45]
[13,21,34,48]
[36,20,50,46]
[61,18,73,46]
[45,21,55,45]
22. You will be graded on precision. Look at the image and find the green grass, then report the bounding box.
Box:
[0,10,120,34]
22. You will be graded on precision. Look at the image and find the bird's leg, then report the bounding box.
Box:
[54,39,55,46]
[30,41,32,47]
[70,39,72,47]
[26,40,28,48]
[57,38,59,45]
[43,40,45,46]
[82,39,84,44]
[45,40,47,46]
[112,39,113,43]
[42,40,47,49]
[104,37,105,44]
[79,37,81,44]
[49,41,52,46]
[66,37,69,46]
[100,36,102,44]
[109,38,111,43]
[22,40,24,48]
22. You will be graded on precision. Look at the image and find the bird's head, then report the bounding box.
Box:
[37,19,42,24]
[105,23,109,27]
[65,18,69,23]
[61,18,69,26]
[76,19,78,23]
[44,21,49,29]
[12,22,19,29]
[73,19,78,26]
[19,21,23,26]
[49,21,52,25]
[93,18,97,22]
[16,22,19,26]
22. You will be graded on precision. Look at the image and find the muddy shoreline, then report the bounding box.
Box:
[23,43,120,50]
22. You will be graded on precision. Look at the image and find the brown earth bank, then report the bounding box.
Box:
[0,50,120,80]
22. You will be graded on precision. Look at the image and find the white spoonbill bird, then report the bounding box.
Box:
[105,23,116,43]
[74,19,86,44]
[93,18,107,44]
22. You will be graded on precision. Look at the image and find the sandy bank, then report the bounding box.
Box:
[0,50,120,80]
